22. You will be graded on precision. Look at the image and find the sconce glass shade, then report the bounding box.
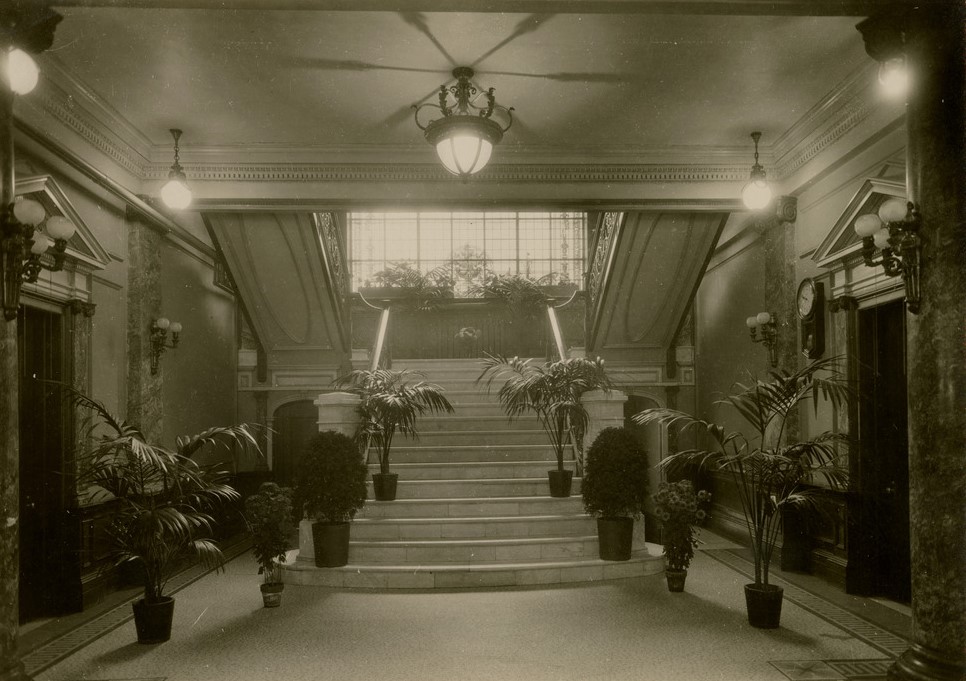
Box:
[13,198,45,226]
[161,176,192,210]
[854,213,883,237]
[6,48,40,95]
[29,235,49,254]
[155,317,170,330]
[436,135,494,176]
[45,215,75,241]
[879,198,909,223]
[745,316,758,328]
[878,56,909,98]
[756,312,772,325]
[873,229,891,250]
[169,321,183,334]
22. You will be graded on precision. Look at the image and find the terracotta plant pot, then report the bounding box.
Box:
[744,583,784,628]
[665,569,687,592]
[547,469,573,498]
[260,582,284,608]
[372,472,399,501]
[132,596,175,644]
[312,521,351,568]
[596,516,633,561]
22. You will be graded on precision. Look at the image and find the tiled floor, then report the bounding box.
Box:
[24,531,908,681]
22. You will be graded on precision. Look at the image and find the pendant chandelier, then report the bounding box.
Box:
[741,131,772,210]
[413,67,513,179]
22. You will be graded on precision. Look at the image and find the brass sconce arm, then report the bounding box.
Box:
[149,317,182,375]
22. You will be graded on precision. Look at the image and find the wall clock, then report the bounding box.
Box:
[797,278,825,358]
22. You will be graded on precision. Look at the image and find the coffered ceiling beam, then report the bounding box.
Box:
[50,0,930,17]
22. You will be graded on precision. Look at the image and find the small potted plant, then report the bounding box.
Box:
[334,368,454,501]
[635,358,850,627]
[294,430,369,567]
[71,390,256,644]
[653,480,711,592]
[581,427,649,560]
[245,482,295,607]
[478,354,611,497]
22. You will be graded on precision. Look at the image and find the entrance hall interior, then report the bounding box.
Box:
[0,2,963,681]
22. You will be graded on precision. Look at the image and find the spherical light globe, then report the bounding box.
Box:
[742,179,772,210]
[13,198,45,226]
[161,178,192,210]
[169,322,183,334]
[30,235,50,255]
[155,317,170,330]
[6,48,40,95]
[878,57,909,99]
[854,213,883,237]
[46,216,76,241]
[873,229,891,250]
[745,316,759,328]
[878,198,909,223]
[756,312,772,325]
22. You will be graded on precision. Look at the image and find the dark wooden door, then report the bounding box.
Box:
[273,400,320,487]
[18,304,81,622]
[855,300,911,603]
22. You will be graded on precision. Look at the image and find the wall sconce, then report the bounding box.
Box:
[746,311,778,367]
[853,198,921,313]
[150,317,182,375]
[1,198,76,320]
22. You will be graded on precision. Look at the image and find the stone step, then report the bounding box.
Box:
[347,535,601,564]
[415,415,541,432]
[385,444,565,464]
[356,495,586,518]
[366,477,581,499]
[282,545,665,589]
[352,513,596,540]
[421,398,512,416]
[368,460,569,480]
[411,429,548,446]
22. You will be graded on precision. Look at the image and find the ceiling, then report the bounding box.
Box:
[38,4,871,165]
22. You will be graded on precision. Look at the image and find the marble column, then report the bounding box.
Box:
[861,8,966,680]
[125,207,164,443]
[761,197,801,375]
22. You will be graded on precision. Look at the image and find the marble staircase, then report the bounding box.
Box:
[283,358,663,589]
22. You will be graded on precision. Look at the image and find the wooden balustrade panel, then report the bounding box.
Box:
[350,298,585,360]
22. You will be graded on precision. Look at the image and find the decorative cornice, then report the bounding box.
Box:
[143,162,749,184]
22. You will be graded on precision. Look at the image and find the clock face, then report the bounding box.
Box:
[797,280,816,319]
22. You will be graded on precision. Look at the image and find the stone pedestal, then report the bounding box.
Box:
[314,391,362,436]
[297,518,316,565]
[580,389,627,460]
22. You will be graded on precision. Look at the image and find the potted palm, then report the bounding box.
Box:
[72,391,257,644]
[294,430,369,567]
[477,354,611,497]
[653,480,711,592]
[245,482,294,607]
[581,427,649,560]
[334,368,454,501]
[359,262,454,311]
[634,358,850,627]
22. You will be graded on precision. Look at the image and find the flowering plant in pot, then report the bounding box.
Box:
[581,427,649,560]
[634,358,850,627]
[478,354,611,497]
[70,390,256,643]
[294,430,368,567]
[334,368,454,501]
[653,480,710,592]
[245,482,294,607]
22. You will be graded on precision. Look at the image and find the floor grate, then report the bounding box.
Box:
[22,540,251,677]
[706,549,910,659]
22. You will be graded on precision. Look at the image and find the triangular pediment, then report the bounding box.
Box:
[15,175,111,271]
[813,178,906,268]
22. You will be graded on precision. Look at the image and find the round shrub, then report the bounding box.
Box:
[295,430,368,522]
[582,427,649,518]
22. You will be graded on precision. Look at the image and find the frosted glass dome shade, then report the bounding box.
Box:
[436,135,493,176]
[6,48,39,95]
[161,178,192,210]
[742,179,772,210]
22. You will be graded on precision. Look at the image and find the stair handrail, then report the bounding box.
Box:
[359,290,392,371]
[544,293,586,475]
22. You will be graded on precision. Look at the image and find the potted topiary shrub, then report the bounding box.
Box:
[334,368,454,501]
[294,430,369,567]
[634,358,850,628]
[245,482,295,607]
[581,427,649,560]
[653,480,711,592]
[478,354,611,498]
[71,390,256,644]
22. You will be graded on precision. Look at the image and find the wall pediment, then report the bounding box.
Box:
[813,177,905,268]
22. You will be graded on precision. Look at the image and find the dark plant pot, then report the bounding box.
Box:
[312,521,351,568]
[260,582,284,608]
[665,569,687,592]
[547,469,573,498]
[132,596,175,644]
[372,473,399,501]
[596,516,633,561]
[744,583,784,629]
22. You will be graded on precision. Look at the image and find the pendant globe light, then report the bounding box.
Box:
[160,128,192,210]
[741,131,772,210]
[413,67,513,179]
